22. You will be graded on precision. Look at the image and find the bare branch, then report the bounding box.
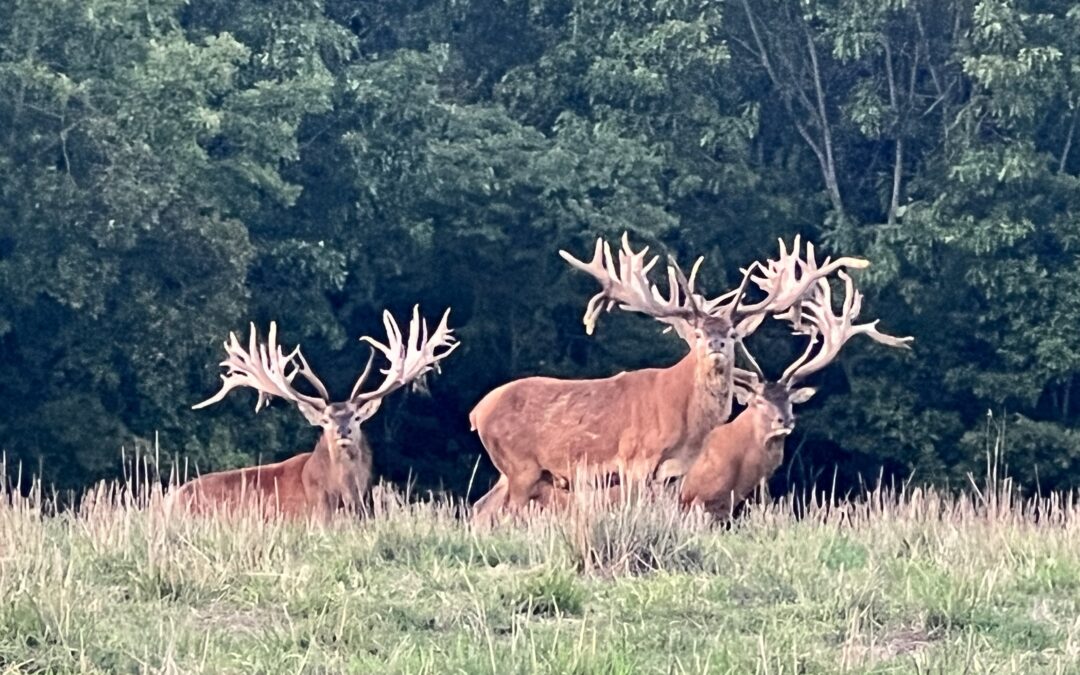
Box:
[803,23,843,215]
[1060,111,1076,175]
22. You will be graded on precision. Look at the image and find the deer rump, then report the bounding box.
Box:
[471,353,714,502]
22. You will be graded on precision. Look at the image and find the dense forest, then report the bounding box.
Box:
[1,0,1078,498]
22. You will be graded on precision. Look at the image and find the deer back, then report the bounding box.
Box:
[168,452,314,517]
[471,352,712,484]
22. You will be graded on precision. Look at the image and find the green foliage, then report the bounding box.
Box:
[1,0,1079,495]
[505,567,586,617]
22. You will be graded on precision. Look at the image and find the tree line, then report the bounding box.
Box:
[2,0,1078,497]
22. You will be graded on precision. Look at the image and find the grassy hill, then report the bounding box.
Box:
[1,464,1079,674]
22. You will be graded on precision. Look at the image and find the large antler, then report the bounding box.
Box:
[779,270,912,385]
[693,235,866,341]
[730,235,870,330]
[193,322,330,413]
[349,306,459,402]
[559,233,705,336]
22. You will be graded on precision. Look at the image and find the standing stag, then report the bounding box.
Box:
[471,234,867,518]
[171,306,458,518]
[680,271,912,517]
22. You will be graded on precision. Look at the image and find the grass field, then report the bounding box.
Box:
[2,458,1080,674]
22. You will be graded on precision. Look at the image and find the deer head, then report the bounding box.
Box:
[734,268,913,439]
[193,307,459,497]
[732,371,817,442]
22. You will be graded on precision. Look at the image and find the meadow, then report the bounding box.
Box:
[2,454,1080,675]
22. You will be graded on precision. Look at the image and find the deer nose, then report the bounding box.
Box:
[704,336,730,352]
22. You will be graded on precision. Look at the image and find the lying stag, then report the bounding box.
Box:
[680,271,911,516]
[172,307,458,518]
[471,234,866,518]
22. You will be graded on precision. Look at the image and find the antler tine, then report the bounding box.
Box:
[732,366,762,398]
[666,255,704,316]
[193,322,328,413]
[687,256,704,294]
[353,306,459,403]
[348,349,377,401]
[780,271,912,386]
[559,233,701,335]
[732,367,761,387]
[559,238,616,336]
[289,350,331,402]
[779,327,823,385]
[699,262,756,313]
[831,270,914,350]
[738,340,767,380]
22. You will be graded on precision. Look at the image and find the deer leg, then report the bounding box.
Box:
[471,476,510,526]
[505,466,545,512]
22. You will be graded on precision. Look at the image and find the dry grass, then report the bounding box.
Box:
[2,450,1080,673]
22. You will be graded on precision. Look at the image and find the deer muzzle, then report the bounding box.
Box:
[707,352,730,368]
[766,426,793,441]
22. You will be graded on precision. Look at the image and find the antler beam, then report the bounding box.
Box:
[780,271,913,385]
[193,322,329,413]
[351,306,460,402]
[559,233,704,336]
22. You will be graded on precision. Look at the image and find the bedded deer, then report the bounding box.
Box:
[470,234,868,518]
[170,306,458,519]
[680,270,912,517]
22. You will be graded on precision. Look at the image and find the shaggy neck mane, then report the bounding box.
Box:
[659,349,735,440]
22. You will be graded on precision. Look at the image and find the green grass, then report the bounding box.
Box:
[2,469,1080,674]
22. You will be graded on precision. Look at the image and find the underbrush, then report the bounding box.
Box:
[1,454,1079,673]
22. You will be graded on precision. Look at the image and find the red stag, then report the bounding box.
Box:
[170,307,458,518]
[470,234,867,518]
[680,270,912,517]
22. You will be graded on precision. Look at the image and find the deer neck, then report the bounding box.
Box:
[745,403,788,462]
[304,433,357,505]
[653,351,734,451]
[688,349,735,432]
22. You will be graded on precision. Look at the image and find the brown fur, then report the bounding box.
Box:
[679,384,812,517]
[174,310,457,520]
[474,401,788,522]
[168,433,373,520]
[678,410,782,517]
[471,337,737,513]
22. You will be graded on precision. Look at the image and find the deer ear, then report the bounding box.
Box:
[734,386,753,406]
[297,401,324,426]
[789,387,817,405]
[354,398,383,422]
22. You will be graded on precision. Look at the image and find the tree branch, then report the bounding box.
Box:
[1059,111,1075,175]
[803,23,843,216]
[914,7,944,99]
[739,0,842,215]
[883,37,902,227]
